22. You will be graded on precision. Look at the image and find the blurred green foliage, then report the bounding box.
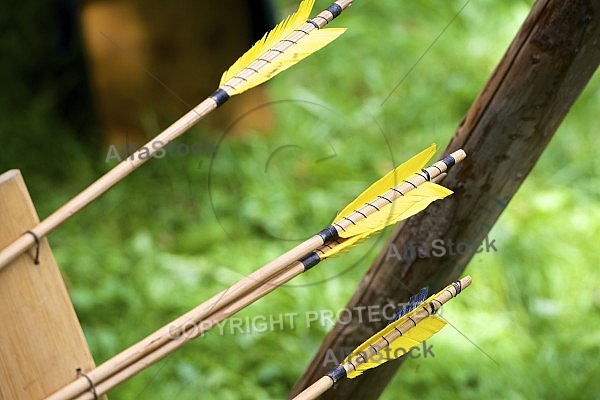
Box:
[1,0,599,399]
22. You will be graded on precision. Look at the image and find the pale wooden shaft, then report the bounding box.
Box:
[0,98,217,272]
[0,0,355,272]
[291,376,333,400]
[431,173,447,183]
[71,273,469,399]
[47,239,320,400]
[70,262,307,399]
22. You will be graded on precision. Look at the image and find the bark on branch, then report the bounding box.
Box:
[291,0,600,398]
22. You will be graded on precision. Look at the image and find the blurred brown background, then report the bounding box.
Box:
[79,0,276,148]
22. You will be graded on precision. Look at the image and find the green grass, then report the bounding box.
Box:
[1,0,599,399]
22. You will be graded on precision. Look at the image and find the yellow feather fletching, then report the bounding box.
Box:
[220,0,314,86]
[344,290,447,378]
[229,28,346,95]
[348,290,439,358]
[339,181,452,238]
[333,144,437,223]
[320,182,451,259]
[319,234,367,260]
[219,0,345,95]
[346,315,446,378]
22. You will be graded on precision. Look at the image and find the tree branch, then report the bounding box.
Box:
[291,0,600,398]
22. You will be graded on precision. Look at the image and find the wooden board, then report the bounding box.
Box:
[0,170,98,399]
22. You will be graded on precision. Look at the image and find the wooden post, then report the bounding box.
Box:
[0,170,99,399]
[291,0,600,398]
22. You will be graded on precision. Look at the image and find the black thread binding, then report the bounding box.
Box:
[415,171,428,181]
[342,216,356,225]
[210,88,230,106]
[391,187,405,196]
[25,230,40,265]
[377,195,393,204]
[452,280,462,294]
[358,352,368,363]
[300,252,321,271]
[403,180,418,189]
[354,209,367,218]
[317,225,339,243]
[441,154,456,169]
[313,15,329,25]
[326,3,343,18]
[365,202,380,211]
[420,169,431,181]
[307,19,320,29]
[432,298,443,309]
[76,368,98,400]
[428,302,436,314]
[327,365,347,384]
[332,222,345,232]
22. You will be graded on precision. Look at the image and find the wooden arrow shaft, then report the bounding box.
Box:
[0,98,217,272]
[342,276,471,374]
[47,150,464,399]
[0,0,355,274]
[45,240,319,400]
[292,277,472,400]
[74,263,307,399]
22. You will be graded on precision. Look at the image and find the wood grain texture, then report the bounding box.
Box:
[0,170,98,399]
[291,0,600,398]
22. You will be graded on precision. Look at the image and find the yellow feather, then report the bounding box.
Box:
[343,290,447,378]
[346,290,440,360]
[334,144,436,223]
[346,316,446,378]
[218,0,344,95]
[319,234,367,259]
[220,0,314,86]
[339,181,452,238]
[320,182,451,259]
[228,28,346,95]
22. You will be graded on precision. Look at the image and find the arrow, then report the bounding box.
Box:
[47,145,465,399]
[293,276,472,400]
[0,0,352,272]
